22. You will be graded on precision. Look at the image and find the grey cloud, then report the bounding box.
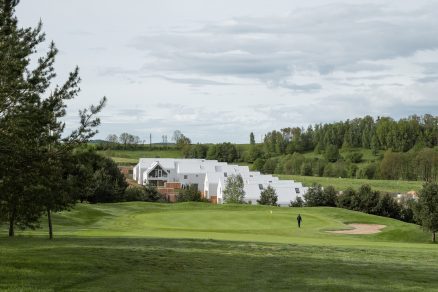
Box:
[153,75,232,86]
[417,76,438,83]
[128,2,438,90]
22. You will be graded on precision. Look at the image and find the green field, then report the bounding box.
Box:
[1,203,437,291]
[278,174,422,193]
[98,149,183,165]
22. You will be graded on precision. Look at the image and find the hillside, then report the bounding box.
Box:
[1,203,438,291]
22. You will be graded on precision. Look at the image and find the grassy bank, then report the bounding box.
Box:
[278,174,422,193]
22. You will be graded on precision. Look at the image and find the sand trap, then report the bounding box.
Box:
[328,224,386,235]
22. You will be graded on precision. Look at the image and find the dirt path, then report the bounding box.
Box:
[328,224,386,235]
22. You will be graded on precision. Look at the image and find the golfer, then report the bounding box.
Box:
[297,214,302,228]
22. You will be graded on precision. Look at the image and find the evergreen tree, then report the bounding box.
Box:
[250,132,256,145]
[0,0,105,238]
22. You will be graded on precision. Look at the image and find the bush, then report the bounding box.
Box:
[257,186,278,206]
[290,197,304,207]
[124,185,145,201]
[263,158,278,174]
[144,184,163,202]
[252,158,266,172]
[345,152,363,163]
[300,162,313,176]
[177,185,202,202]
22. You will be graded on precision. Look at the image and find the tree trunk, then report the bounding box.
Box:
[433,232,436,243]
[8,207,16,237]
[8,215,14,237]
[47,208,53,240]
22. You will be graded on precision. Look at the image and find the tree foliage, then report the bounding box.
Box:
[257,186,278,206]
[0,0,105,238]
[223,174,245,204]
[414,183,438,242]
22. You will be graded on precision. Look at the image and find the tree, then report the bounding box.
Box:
[74,150,127,204]
[223,174,245,204]
[324,144,340,162]
[374,193,401,219]
[119,132,134,148]
[257,186,278,206]
[172,130,183,143]
[0,0,105,238]
[414,183,438,242]
[250,132,256,145]
[106,134,118,144]
[304,184,337,207]
[290,197,304,207]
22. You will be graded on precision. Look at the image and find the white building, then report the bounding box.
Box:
[133,158,307,206]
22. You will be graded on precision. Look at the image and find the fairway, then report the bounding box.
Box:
[1,203,438,291]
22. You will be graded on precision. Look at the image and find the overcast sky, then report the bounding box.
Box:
[16,0,438,143]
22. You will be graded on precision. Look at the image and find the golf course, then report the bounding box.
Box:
[1,202,438,291]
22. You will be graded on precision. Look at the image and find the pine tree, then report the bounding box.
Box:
[0,0,105,238]
[250,132,255,145]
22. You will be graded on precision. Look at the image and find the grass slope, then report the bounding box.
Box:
[1,203,437,291]
[278,174,422,193]
[97,149,183,165]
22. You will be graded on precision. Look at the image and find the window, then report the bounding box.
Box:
[184,175,188,179]
[224,172,228,177]
[295,188,300,194]
[259,184,264,190]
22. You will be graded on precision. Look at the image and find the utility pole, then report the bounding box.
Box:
[150,133,152,149]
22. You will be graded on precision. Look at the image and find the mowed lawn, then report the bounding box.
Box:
[278,174,423,193]
[1,203,437,291]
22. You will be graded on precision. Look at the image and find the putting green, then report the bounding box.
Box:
[17,202,429,247]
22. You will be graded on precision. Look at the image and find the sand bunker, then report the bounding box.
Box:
[328,224,386,235]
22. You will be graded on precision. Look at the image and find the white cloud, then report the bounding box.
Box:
[15,0,438,143]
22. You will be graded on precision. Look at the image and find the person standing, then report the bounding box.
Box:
[297,214,302,228]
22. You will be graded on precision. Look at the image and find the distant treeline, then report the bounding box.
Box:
[263,114,438,155]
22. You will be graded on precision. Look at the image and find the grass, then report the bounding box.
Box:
[98,149,183,165]
[278,174,422,193]
[1,203,438,291]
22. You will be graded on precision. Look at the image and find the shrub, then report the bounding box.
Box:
[290,197,304,207]
[345,152,363,163]
[257,186,278,206]
[124,185,145,201]
[144,184,163,202]
[177,185,202,202]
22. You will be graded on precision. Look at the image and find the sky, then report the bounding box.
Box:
[16,0,438,143]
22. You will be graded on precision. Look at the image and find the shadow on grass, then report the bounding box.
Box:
[0,236,437,291]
